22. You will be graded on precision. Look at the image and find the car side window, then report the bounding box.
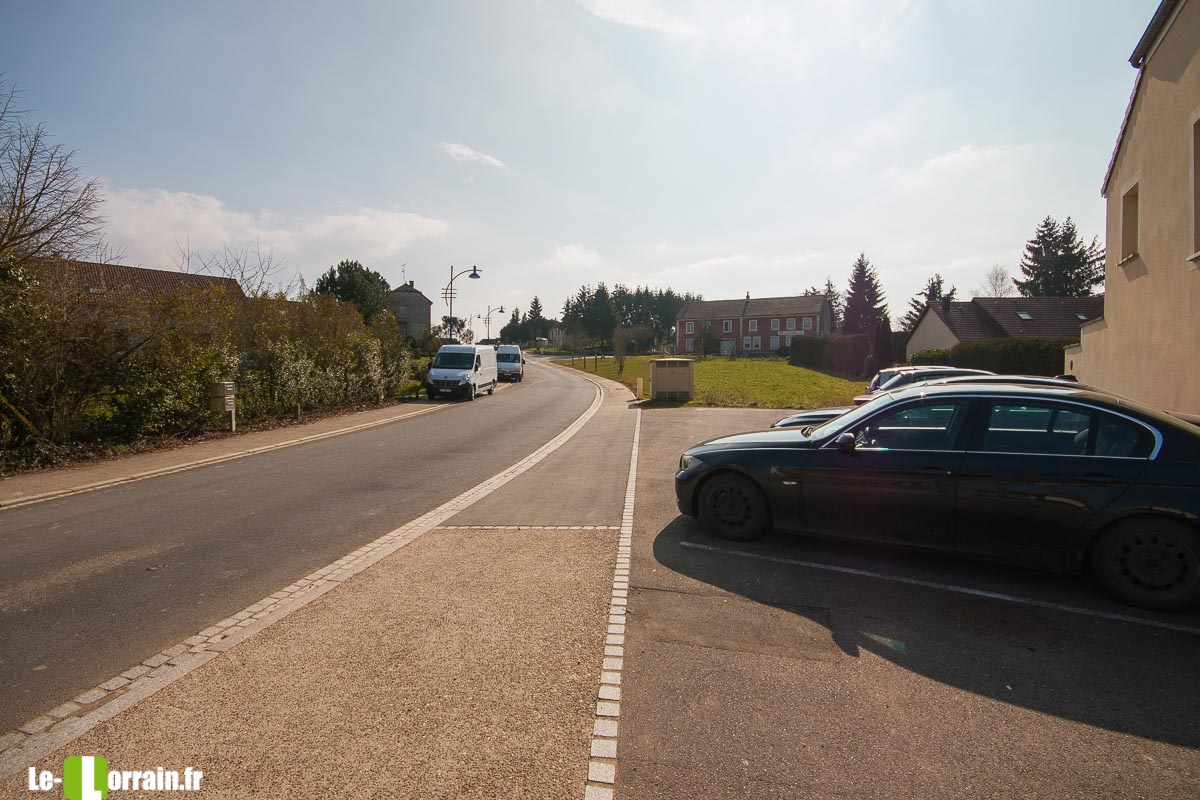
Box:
[978,402,1090,455]
[976,402,1154,458]
[852,401,969,451]
[1093,412,1153,458]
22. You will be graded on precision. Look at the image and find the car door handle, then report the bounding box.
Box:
[1078,473,1121,484]
[919,466,953,476]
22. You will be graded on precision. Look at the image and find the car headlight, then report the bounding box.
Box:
[679,453,700,471]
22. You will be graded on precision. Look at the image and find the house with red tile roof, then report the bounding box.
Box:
[675,293,831,355]
[45,259,246,299]
[905,296,1103,360]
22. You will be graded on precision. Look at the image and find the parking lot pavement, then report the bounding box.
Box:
[619,407,1200,800]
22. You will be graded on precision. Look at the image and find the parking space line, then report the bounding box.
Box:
[677,541,1200,636]
[434,525,621,531]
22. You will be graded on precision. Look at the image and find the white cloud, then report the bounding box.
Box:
[544,243,607,270]
[572,0,702,38]
[102,185,449,277]
[435,141,509,169]
[856,0,920,57]
[879,143,1037,193]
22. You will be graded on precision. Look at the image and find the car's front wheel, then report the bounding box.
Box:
[697,473,770,542]
[1088,518,1200,611]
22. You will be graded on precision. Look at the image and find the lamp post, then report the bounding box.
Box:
[442,265,481,343]
[481,304,505,341]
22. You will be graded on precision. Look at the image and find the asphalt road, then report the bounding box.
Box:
[621,407,1200,799]
[0,360,595,733]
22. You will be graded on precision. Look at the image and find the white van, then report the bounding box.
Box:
[496,344,525,382]
[426,344,498,401]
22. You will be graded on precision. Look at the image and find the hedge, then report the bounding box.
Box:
[910,348,951,365]
[788,334,872,376]
[948,337,1075,376]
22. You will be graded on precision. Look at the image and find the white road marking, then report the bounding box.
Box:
[434,525,621,531]
[0,373,604,779]
[584,408,641,800]
[677,541,1200,636]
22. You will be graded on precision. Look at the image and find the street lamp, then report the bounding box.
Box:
[442,265,481,343]
[481,304,505,341]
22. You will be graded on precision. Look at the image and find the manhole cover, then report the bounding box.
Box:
[944,599,1071,651]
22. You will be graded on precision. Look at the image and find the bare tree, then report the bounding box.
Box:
[0,79,104,279]
[973,263,1015,298]
[171,237,293,297]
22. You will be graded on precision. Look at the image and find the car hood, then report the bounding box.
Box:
[687,428,820,453]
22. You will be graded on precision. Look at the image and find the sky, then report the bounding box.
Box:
[1,0,1161,327]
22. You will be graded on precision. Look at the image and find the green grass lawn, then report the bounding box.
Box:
[556,355,862,409]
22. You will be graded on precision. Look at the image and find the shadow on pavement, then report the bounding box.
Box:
[650,515,1200,749]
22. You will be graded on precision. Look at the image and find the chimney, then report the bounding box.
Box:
[408,280,414,288]
[941,297,952,312]
[746,292,750,300]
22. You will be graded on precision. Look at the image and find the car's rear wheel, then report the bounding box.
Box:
[1088,518,1200,611]
[697,473,770,542]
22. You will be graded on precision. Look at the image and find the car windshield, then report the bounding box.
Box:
[880,370,968,390]
[497,353,521,363]
[433,352,474,369]
[808,392,895,439]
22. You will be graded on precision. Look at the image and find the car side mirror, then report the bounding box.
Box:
[522,358,527,364]
[834,432,856,452]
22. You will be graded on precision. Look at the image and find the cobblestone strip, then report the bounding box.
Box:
[583,408,640,800]
[435,525,622,531]
[0,379,605,780]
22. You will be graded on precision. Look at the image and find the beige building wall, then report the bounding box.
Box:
[905,312,960,360]
[1073,0,1200,414]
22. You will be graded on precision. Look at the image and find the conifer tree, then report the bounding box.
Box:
[901,274,956,331]
[841,253,887,334]
[1014,216,1103,297]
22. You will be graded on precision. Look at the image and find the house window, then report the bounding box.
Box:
[802,317,813,330]
[1017,312,1033,320]
[685,338,694,352]
[786,318,796,330]
[685,321,694,334]
[742,336,752,350]
[1075,313,1089,321]
[748,319,758,332]
[1121,182,1139,262]
[770,318,780,331]
[770,335,779,350]
[723,320,732,333]
[752,336,761,351]
[1193,117,1200,257]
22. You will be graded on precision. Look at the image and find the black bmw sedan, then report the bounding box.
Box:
[675,384,1200,611]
